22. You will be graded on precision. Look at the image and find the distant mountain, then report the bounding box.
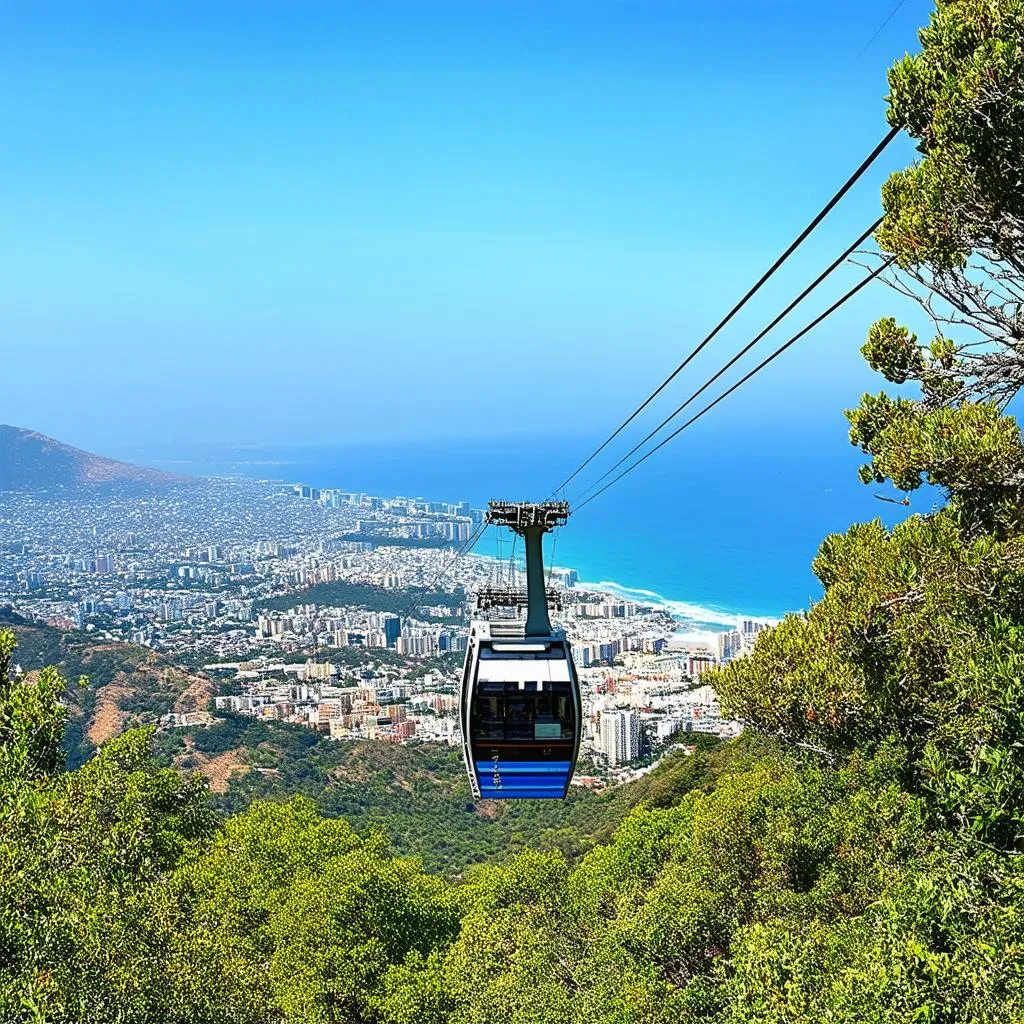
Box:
[0,425,187,491]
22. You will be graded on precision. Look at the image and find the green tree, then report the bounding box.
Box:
[156,798,461,1024]
[875,0,1024,409]
[848,0,1024,538]
[0,630,216,1022]
[718,0,1024,854]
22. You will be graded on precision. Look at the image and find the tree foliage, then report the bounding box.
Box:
[154,715,737,873]
[872,0,1024,407]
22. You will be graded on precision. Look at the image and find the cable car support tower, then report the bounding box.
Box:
[478,499,568,633]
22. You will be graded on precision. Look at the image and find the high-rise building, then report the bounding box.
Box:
[739,620,769,654]
[600,710,640,765]
[688,655,715,679]
[717,630,742,663]
[395,635,437,657]
[383,615,401,648]
[366,630,388,649]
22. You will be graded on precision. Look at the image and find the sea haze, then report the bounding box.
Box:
[120,416,923,629]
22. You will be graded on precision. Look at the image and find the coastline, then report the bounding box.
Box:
[481,547,781,643]
[573,577,780,645]
[150,468,790,639]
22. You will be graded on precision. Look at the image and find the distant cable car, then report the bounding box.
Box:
[460,501,582,799]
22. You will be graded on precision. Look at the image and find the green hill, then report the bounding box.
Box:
[254,580,463,616]
[152,714,751,873]
[3,607,753,875]
[1,609,210,767]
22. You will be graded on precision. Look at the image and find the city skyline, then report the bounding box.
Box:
[1,471,741,778]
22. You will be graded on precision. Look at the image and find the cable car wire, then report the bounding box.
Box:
[550,124,901,498]
[572,256,896,515]
[546,528,559,590]
[400,520,486,625]
[573,216,884,501]
[396,520,488,630]
[508,533,518,590]
[856,0,910,60]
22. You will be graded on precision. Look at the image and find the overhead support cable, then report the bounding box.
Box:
[397,520,488,629]
[551,124,901,497]
[573,217,884,501]
[573,256,896,515]
[856,0,910,60]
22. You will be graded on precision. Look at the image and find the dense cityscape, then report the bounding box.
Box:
[0,477,763,784]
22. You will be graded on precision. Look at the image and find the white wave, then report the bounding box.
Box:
[574,578,781,632]
[465,563,783,635]
[669,629,725,649]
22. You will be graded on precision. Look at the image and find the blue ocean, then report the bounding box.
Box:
[124,416,921,637]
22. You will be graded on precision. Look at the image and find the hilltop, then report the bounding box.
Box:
[0,424,187,491]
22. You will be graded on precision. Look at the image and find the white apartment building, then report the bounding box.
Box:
[600,709,641,765]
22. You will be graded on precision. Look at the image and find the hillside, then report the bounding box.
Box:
[0,424,186,491]
[2,609,211,766]
[152,716,752,873]
[2,607,751,873]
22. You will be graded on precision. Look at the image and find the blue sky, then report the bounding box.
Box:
[1,1,932,454]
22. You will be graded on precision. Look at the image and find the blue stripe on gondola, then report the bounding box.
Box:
[475,761,572,774]
[478,788,567,799]
[474,760,572,799]
[477,774,569,782]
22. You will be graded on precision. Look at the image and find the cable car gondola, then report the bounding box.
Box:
[460,501,582,800]
[461,619,581,799]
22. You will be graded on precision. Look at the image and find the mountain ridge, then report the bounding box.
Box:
[0,424,189,490]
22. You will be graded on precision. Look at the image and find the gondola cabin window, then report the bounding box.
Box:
[470,679,575,741]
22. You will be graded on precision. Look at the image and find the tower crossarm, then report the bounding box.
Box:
[486,500,569,534]
[473,586,563,613]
